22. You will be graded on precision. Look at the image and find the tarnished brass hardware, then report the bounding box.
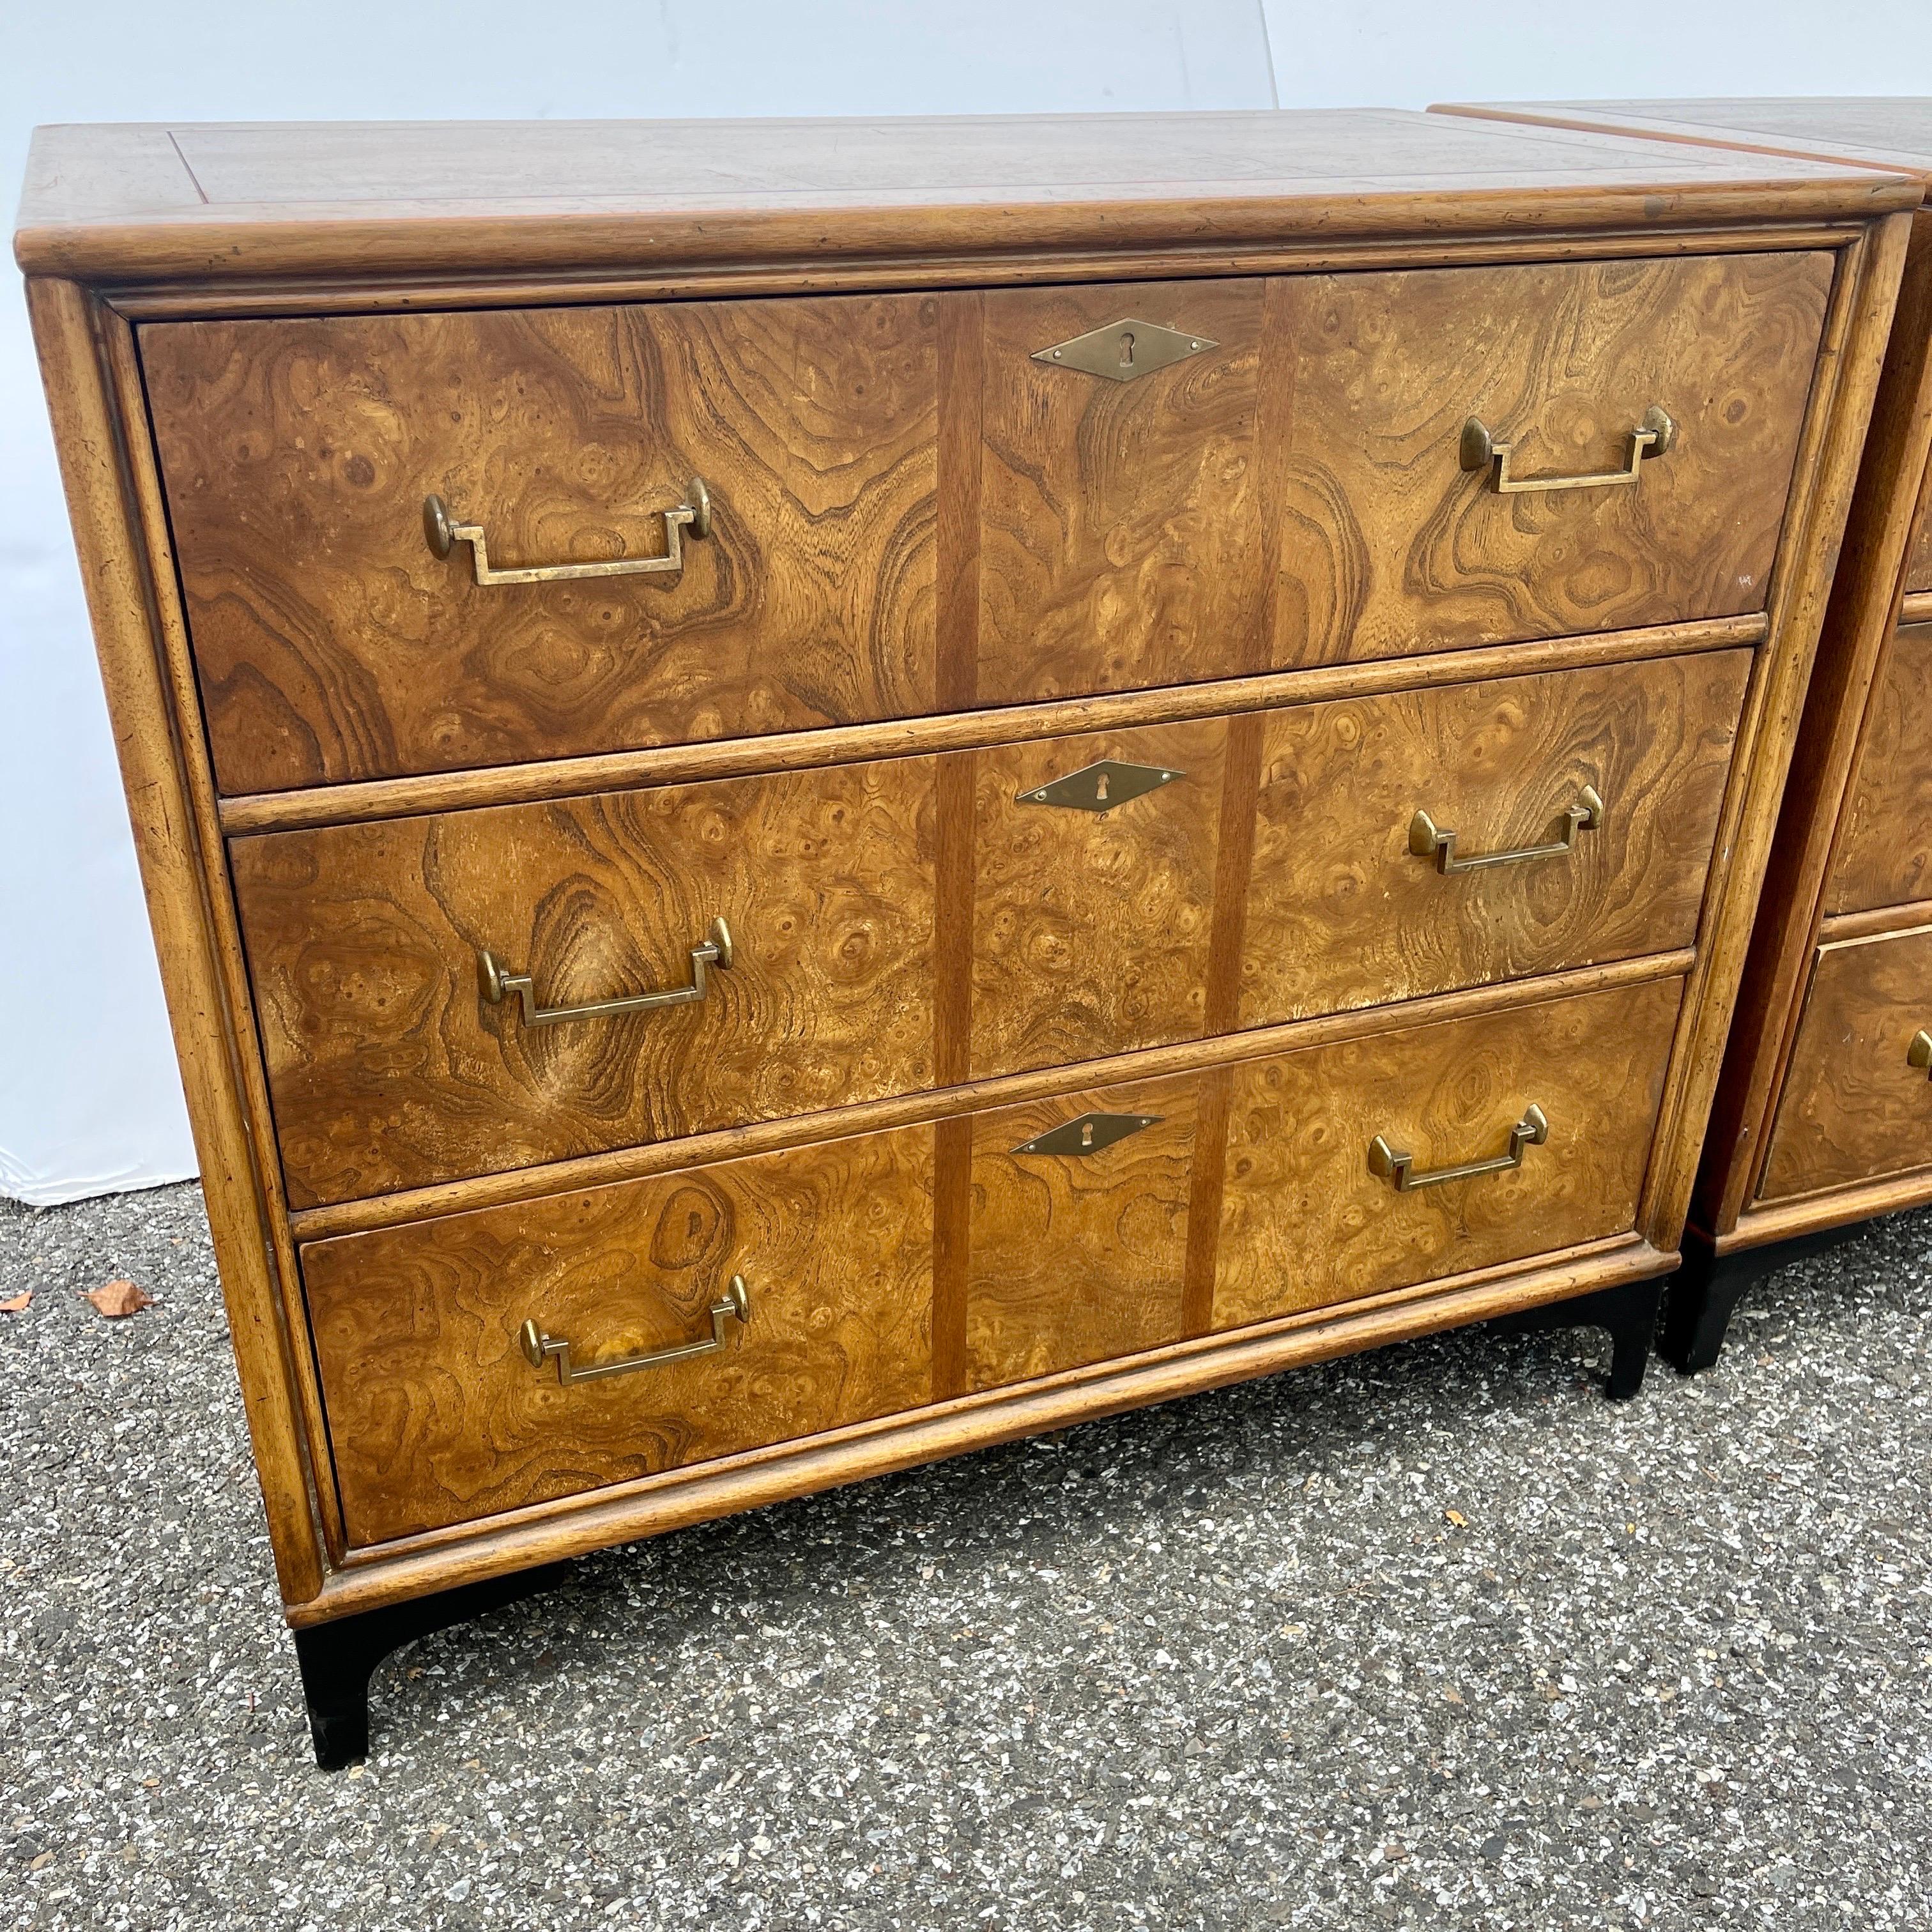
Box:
[1013,1112,1163,1157]
[1368,1104,1549,1193]
[1016,759,1186,813]
[1031,318,1218,383]
[1459,407,1675,494]
[480,917,733,1028]
[1910,1030,1932,1075]
[424,477,712,584]
[1408,786,1603,875]
[520,1275,751,1385]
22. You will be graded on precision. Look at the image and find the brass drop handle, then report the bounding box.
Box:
[480,917,732,1028]
[1910,1031,1932,1076]
[521,1275,751,1385]
[1409,786,1603,875]
[1460,407,1676,494]
[424,477,712,584]
[1369,1104,1549,1193]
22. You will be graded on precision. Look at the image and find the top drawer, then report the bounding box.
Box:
[143,253,1830,793]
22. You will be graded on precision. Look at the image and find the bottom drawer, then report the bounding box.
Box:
[1760,923,1932,1202]
[305,974,1682,1546]
[305,1135,937,1545]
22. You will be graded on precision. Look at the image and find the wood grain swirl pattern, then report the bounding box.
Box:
[965,1075,1197,1390]
[1269,252,1832,663]
[975,279,1267,706]
[1759,925,1932,1201]
[1214,976,1682,1327]
[303,1128,935,1545]
[1825,625,1932,914]
[969,718,1226,1078]
[141,295,940,792]
[231,760,938,1206]
[1240,652,1749,1025]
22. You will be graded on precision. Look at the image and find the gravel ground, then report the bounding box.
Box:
[2,1181,1929,1931]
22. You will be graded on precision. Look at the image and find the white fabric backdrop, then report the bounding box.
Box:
[2,1,1926,1202]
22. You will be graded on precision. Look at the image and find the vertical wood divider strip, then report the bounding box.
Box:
[931,1115,975,1401]
[930,289,985,1400]
[1181,1068,1230,1337]
[937,290,983,714]
[1184,621,1268,1335]
[1254,275,1298,678]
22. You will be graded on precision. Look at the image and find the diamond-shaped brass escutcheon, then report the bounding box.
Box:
[1011,1112,1163,1158]
[1016,759,1186,813]
[1031,318,1218,383]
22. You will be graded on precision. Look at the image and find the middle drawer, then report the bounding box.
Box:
[233,650,1746,1206]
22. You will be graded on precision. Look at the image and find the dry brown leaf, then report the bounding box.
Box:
[0,1291,31,1314]
[84,1278,154,1319]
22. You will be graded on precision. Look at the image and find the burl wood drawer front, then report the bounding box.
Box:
[303,1128,935,1547]
[977,254,1827,703]
[141,295,939,794]
[1759,926,1932,1202]
[969,717,1226,1077]
[975,280,1267,705]
[230,760,937,1208]
[1824,624,1932,915]
[1239,651,1749,1025]
[1214,976,1682,1328]
[965,1074,1198,1390]
[1262,254,1828,666]
[963,976,1680,1386]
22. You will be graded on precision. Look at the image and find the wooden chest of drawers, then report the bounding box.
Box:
[1438,99,1932,1368]
[17,110,1914,1764]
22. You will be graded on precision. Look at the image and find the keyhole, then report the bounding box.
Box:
[1080,1121,1095,1148]
[1094,771,1110,803]
[1119,330,1135,369]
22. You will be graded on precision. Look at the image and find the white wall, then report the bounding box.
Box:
[3,1,1928,1202]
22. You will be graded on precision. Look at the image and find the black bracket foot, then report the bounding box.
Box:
[1487,1276,1664,1401]
[291,1561,571,1770]
[1660,1223,1863,1375]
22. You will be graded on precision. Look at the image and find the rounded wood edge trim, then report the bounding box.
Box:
[108,222,1866,321]
[282,1234,1671,1625]
[1722,1173,1932,1252]
[219,622,1766,838]
[24,178,1913,285]
[1816,899,1932,948]
[287,951,1697,1245]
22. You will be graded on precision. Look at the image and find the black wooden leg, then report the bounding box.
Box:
[1660,1224,1865,1375]
[1487,1276,1666,1402]
[291,1561,571,1769]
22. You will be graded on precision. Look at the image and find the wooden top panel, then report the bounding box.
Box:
[1440,100,1932,183]
[15,110,1917,284]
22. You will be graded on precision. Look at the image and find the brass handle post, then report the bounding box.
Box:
[1368,1104,1549,1193]
[1409,786,1603,875]
[480,917,733,1028]
[425,477,712,585]
[521,1275,751,1385]
[1460,407,1675,495]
